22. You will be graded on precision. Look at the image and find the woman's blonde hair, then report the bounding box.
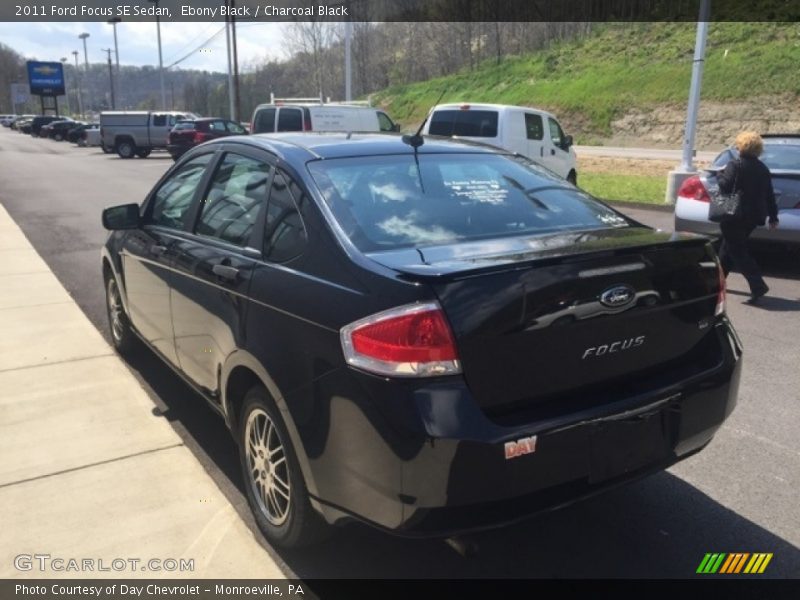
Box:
[735,131,763,157]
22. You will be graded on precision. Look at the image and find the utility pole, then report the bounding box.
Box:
[107,18,121,107]
[101,48,115,109]
[60,57,71,115]
[225,9,235,120]
[79,32,91,115]
[231,0,241,122]
[344,19,352,101]
[72,51,83,119]
[148,0,167,110]
[665,0,711,203]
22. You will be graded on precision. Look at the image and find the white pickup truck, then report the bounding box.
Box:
[100,110,198,158]
[423,103,578,183]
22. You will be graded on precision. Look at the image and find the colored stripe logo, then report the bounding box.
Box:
[697,553,773,574]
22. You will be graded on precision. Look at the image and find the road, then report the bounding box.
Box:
[1,130,798,578]
[575,145,720,163]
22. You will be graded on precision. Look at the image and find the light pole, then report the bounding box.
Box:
[344,20,352,102]
[101,49,116,109]
[60,57,71,115]
[148,0,167,109]
[79,32,91,115]
[107,18,121,107]
[665,0,711,203]
[72,50,84,119]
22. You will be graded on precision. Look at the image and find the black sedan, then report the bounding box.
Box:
[67,122,98,144]
[101,133,741,548]
[46,119,79,141]
[166,117,247,160]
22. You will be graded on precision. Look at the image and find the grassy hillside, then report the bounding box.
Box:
[374,23,800,141]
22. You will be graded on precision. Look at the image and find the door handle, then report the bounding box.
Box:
[151,244,168,256]
[212,263,239,281]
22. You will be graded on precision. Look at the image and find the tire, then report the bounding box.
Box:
[54,133,63,141]
[101,143,112,154]
[567,170,577,186]
[116,139,136,159]
[104,271,137,355]
[237,386,331,548]
[136,148,151,158]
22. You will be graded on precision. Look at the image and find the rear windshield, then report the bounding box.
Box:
[713,142,800,171]
[428,110,499,138]
[308,153,628,252]
[174,121,196,130]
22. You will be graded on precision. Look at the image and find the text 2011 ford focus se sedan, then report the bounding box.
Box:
[101,133,742,548]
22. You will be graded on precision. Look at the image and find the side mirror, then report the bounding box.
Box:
[563,134,574,149]
[102,203,140,230]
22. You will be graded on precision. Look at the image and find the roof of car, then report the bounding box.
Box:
[207,132,508,161]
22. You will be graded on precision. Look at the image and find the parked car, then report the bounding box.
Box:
[30,115,62,137]
[81,127,104,149]
[250,102,398,135]
[0,114,17,127]
[167,118,247,160]
[67,122,98,144]
[101,133,740,548]
[17,118,34,134]
[10,115,34,130]
[422,103,578,183]
[675,134,800,246]
[100,110,198,158]
[46,119,79,141]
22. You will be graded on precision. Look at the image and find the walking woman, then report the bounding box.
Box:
[717,131,779,303]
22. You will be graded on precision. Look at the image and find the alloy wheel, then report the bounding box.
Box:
[106,278,124,344]
[245,408,291,526]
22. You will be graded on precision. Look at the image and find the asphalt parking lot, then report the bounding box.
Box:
[1,130,798,578]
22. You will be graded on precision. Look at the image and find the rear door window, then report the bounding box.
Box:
[277,108,303,132]
[196,153,272,247]
[253,108,276,133]
[208,120,227,133]
[428,109,499,138]
[152,114,166,127]
[264,170,308,262]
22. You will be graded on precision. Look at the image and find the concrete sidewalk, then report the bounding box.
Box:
[0,203,284,578]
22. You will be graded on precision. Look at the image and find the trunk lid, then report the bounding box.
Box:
[367,227,723,418]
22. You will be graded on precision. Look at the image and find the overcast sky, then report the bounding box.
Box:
[0,21,289,72]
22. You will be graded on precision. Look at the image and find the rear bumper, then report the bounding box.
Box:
[302,319,743,537]
[676,204,800,245]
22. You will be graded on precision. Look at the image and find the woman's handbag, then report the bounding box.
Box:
[708,160,742,223]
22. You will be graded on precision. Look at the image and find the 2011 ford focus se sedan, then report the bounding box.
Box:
[101,133,742,548]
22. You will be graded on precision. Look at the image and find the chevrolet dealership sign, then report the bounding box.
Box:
[27,61,65,96]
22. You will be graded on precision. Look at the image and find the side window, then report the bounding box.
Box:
[264,170,308,262]
[196,153,272,247]
[277,108,303,132]
[167,115,179,127]
[377,112,395,132]
[152,114,166,127]
[548,117,564,148]
[525,113,543,140]
[209,120,227,132]
[149,154,212,229]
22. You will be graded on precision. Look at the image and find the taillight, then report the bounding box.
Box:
[303,118,311,132]
[193,131,210,143]
[715,261,726,316]
[677,175,711,203]
[340,302,461,378]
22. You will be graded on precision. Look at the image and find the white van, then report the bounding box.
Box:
[250,102,399,135]
[423,103,578,183]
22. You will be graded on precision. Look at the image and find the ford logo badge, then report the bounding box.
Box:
[600,285,636,308]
